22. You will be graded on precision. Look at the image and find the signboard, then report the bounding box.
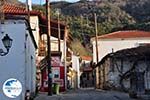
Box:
[3,78,22,98]
[52,67,60,79]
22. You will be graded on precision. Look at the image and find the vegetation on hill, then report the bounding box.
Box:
[3,0,150,56]
[70,39,92,56]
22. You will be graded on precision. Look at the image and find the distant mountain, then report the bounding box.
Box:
[51,0,150,22]
[121,0,150,22]
[50,0,150,33]
[50,0,136,37]
[49,0,150,55]
[4,0,150,56]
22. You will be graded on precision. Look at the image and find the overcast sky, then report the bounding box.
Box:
[19,0,80,4]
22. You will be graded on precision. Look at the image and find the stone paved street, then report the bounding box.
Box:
[35,88,137,100]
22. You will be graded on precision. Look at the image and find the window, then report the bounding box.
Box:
[52,67,60,79]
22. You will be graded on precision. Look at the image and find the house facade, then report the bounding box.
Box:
[80,56,94,88]
[39,52,66,92]
[3,3,70,93]
[0,17,37,100]
[38,21,68,92]
[91,30,150,88]
[96,46,150,97]
[91,31,150,62]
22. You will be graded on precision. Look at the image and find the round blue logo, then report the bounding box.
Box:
[3,78,22,98]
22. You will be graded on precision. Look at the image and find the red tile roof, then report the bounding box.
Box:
[2,3,67,38]
[3,3,65,26]
[3,3,40,15]
[96,31,150,40]
[81,56,92,61]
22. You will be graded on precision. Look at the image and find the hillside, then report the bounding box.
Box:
[51,0,150,29]
[2,0,150,56]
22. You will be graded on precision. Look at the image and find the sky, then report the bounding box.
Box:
[19,0,80,4]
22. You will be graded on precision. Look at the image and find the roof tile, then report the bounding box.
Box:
[3,3,38,15]
[2,3,66,27]
[81,56,92,61]
[97,30,150,39]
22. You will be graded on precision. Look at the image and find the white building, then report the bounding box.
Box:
[0,16,37,100]
[3,3,69,92]
[96,46,150,97]
[91,30,150,88]
[72,55,80,88]
[91,30,150,62]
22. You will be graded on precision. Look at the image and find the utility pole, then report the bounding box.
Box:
[64,26,67,90]
[56,9,61,52]
[26,0,30,22]
[46,0,52,96]
[94,13,99,63]
[94,13,100,89]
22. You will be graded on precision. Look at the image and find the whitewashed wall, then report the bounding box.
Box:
[51,36,65,61]
[30,16,39,47]
[106,59,150,90]
[107,60,132,89]
[72,55,80,88]
[92,38,150,63]
[25,28,36,94]
[30,16,39,55]
[0,19,36,100]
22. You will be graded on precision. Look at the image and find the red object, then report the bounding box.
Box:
[3,3,66,46]
[92,31,150,40]
[4,3,40,15]
[3,3,65,28]
[81,56,92,61]
[40,56,65,92]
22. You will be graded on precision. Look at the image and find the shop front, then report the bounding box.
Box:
[39,56,65,92]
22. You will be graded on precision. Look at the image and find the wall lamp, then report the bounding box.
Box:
[0,34,13,56]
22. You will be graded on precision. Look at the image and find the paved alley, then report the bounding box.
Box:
[35,88,137,100]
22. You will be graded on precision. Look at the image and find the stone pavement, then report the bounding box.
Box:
[34,88,146,100]
[34,93,62,100]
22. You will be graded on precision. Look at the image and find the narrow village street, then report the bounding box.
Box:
[35,88,136,100]
[1,0,150,100]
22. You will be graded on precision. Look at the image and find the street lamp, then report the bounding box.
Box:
[0,34,13,56]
